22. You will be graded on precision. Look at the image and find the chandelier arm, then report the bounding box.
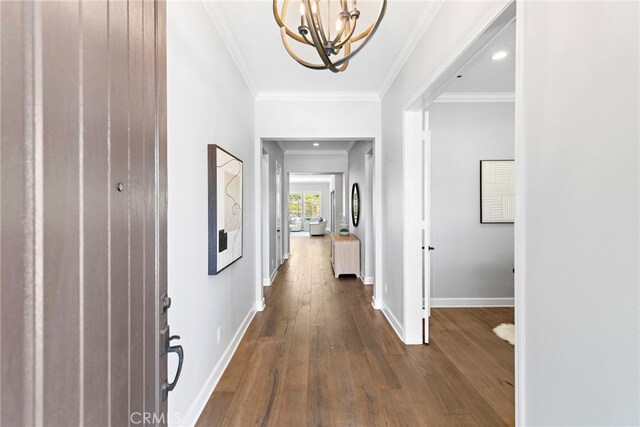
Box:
[280,28,332,70]
[330,0,349,45]
[273,0,313,45]
[309,0,330,48]
[350,0,386,43]
[306,0,334,68]
[333,16,358,49]
[332,0,386,67]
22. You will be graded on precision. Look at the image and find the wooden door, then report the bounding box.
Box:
[0,1,168,425]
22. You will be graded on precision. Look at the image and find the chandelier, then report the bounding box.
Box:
[273,0,387,73]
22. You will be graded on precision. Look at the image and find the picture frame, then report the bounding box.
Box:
[208,144,243,274]
[480,159,514,224]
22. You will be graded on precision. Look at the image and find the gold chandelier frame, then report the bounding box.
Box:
[273,0,387,73]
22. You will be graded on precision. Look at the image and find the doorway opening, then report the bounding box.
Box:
[402,2,517,423]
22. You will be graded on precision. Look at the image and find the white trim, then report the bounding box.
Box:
[262,268,278,287]
[381,300,404,342]
[404,1,514,111]
[371,295,381,310]
[402,110,424,345]
[284,149,349,155]
[345,140,357,153]
[255,91,380,102]
[283,252,290,260]
[378,0,445,97]
[434,92,515,103]
[431,297,515,308]
[361,275,374,285]
[201,1,258,97]
[276,140,287,154]
[514,2,527,424]
[181,301,259,426]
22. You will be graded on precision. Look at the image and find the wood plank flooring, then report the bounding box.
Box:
[197,235,514,427]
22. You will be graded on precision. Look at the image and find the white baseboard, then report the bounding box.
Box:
[262,268,278,286]
[360,274,374,285]
[431,297,514,308]
[283,253,290,259]
[371,295,382,310]
[180,301,258,426]
[381,300,404,342]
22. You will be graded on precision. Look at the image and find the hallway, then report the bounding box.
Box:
[197,235,514,426]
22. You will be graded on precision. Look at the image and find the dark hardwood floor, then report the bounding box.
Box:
[197,235,514,427]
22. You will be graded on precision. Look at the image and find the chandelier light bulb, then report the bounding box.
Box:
[299,2,305,15]
[336,18,343,32]
[311,1,317,14]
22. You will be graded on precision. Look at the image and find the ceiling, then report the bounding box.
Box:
[444,21,515,93]
[206,0,440,94]
[276,139,357,153]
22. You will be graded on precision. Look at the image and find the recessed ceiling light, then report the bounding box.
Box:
[491,51,508,61]
[313,143,320,147]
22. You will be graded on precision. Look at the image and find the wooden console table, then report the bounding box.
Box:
[330,233,360,278]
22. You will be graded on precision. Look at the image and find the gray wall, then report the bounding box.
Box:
[429,102,514,300]
[522,2,639,425]
[262,141,284,279]
[348,140,374,281]
[289,181,332,229]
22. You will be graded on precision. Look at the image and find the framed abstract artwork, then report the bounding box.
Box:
[480,160,514,224]
[208,144,243,274]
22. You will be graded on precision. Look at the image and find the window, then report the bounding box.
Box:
[288,191,322,219]
[289,193,302,218]
[304,193,321,218]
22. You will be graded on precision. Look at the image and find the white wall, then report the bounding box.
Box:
[380,0,503,332]
[262,141,284,281]
[348,140,375,282]
[167,2,256,425]
[429,102,514,301]
[520,2,639,425]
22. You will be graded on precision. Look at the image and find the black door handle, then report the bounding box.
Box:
[428,246,435,251]
[162,335,184,400]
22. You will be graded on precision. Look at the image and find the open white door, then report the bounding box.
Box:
[422,111,432,344]
[275,161,283,267]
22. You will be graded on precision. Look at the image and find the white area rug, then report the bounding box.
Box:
[493,323,515,345]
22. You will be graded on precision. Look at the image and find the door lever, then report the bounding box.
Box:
[428,246,435,251]
[162,335,184,401]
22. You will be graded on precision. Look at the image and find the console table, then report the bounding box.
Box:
[330,233,360,278]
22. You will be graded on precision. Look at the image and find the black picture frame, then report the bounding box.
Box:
[208,144,243,275]
[351,183,360,227]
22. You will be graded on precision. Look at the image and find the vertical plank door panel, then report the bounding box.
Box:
[41,2,81,425]
[81,1,110,424]
[143,0,159,417]
[0,2,32,425]
[128,0,146,420]
[108,1,131,424]
[156,0,169,421]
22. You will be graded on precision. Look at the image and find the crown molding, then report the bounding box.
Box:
[202,1,258,97]
[434,92,515,103]
[284,149,348,155]
[255,91,380,102]
[276,141,287,154]
[378,0,445,99]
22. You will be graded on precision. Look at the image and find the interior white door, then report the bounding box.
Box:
[275,161,282,266]
[423,111,432,344]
